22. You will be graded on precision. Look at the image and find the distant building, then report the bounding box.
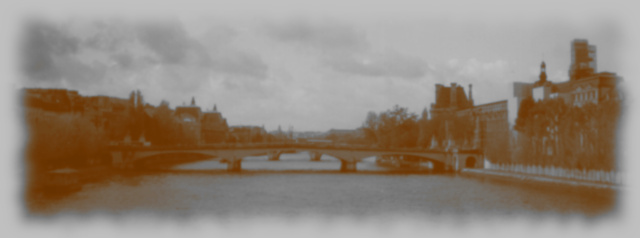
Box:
[326,129,358,136]
[323,129,364,144]
[175,98,230,145]
[23,88,165,146]
[229,126,267,143]
[291,131,326,139]
[175,97,202,123]
[23,88,83,112]
[302,139,333,144]
[82,95,136,142]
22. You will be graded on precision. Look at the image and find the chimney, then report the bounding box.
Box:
[468,84,473,106]
[450,83,457,108]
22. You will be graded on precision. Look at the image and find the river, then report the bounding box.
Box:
[29,152,618,219]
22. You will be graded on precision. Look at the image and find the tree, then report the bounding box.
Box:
[515,96,535,133]
[366,105,418,148]
[128,90,147,139]
[362,111,379,145]
[146,100,183,146]
[416,108,431,148]
[513,96,622,170]
[25,108,107,171]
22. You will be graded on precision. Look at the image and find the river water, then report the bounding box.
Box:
[31,152,618,219]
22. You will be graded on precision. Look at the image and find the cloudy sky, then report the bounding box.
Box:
[13,1,630,132]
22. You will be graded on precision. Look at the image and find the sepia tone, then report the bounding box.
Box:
[19,15,624,228]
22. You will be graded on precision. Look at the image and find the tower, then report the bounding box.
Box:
[539,61,547,83]
[569,39,596,81]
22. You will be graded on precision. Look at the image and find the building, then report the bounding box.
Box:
[511,39,623,159]
[23,88,150,141]
[514,63,620,107]
[23,88,83,112]
[458,100,510,162]
[175,98,231,145]
[513,61,554,104]
[514,39,622,108]
[553,72,620,107]
[83,95,133,141]
[175,97,203,145]
[429,83,510,163]
[201,105,229,144]
[175,97,202,122]
[430,83,474,119]
[83,96,130,124]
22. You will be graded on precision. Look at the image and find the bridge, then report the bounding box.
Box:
[109,143,484,172]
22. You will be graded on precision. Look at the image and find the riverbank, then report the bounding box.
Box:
[461,168,623,190]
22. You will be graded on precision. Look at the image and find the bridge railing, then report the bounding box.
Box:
[108,142,470,154]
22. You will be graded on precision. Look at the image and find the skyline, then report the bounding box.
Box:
[14,11,628,132]
[5,1,639,238]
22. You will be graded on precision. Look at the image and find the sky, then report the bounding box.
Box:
[12,1,630,132]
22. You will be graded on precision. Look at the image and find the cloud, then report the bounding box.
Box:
[111,52,134,69]
[200,25,268,79]
[21,19,79,81]
[266,19,368,52]
[445,58,509,78]
[324,50,427,79]
[54,55,108,88]
[135,20,212,67]
[265,19,428,80]
[211,50,268,79]
[19,17,272,101]
[201,25,237,48]
[437,58,511,83]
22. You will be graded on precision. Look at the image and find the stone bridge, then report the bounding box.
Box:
[109,143,483,172]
